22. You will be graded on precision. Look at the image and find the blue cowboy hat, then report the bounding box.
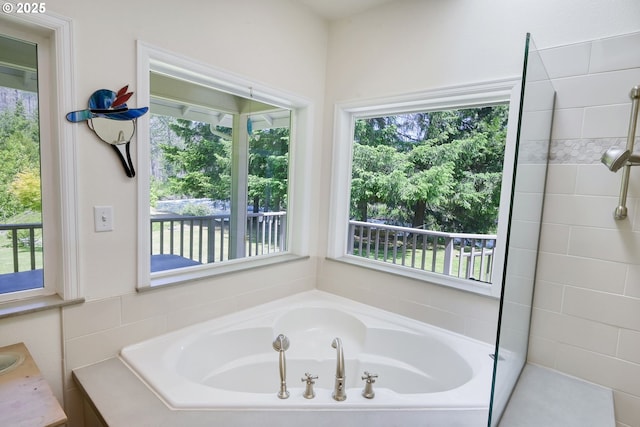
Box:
[66,85,148,122]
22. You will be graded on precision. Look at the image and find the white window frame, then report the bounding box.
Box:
[327,79,521,297]
[136,42,312,290]
[0,6,80,304]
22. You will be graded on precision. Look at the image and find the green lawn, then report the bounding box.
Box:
[0,210,43,274]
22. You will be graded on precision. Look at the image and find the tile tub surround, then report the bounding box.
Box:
[529,31,640,427]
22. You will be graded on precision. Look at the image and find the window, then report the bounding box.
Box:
[328,80,520,296]
[148,75,290,271]
[137,43,312,289]
[0,34,43,298]
[0,11,79,303]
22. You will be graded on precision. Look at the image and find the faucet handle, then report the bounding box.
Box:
[361,371,378,399]
[361,371,378,383]
[301,372,318,383]
[302,373,318,399]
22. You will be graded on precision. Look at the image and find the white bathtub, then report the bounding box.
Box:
[120,290,494,418]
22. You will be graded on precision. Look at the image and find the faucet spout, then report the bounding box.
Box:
[331,337,346,401]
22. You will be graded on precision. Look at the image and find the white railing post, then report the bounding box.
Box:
[347,223,355,254]
[443,236,453,276]
[279,213,287,251]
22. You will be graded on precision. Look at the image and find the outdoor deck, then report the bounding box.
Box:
[1,215,496,293]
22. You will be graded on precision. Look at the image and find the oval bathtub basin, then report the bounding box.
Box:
[120,290,494,411]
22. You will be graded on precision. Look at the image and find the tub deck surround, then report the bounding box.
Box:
[119,290,494,416]
[73,357,489,427]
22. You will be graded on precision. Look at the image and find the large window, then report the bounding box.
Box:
[0,11,79,304]
[137,43,311,289]
[148,75,290,272]
[0,34,43,297]
[328,80,520,296]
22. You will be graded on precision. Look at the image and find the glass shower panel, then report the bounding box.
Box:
[488,34,555,427]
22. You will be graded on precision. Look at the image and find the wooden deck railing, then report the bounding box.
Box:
[348,220,497,283]
[150,211,287,264]
[1,216,493,283]
[0,223,42,273]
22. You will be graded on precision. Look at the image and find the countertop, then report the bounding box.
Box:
[0,342,67,427]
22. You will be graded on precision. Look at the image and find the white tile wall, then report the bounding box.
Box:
[618,329,640,365]
[529,30,640,427]
[539,42,591,79]
[555,344,640,397]
[550,108,584,140]
[627,265,640,298]
[583,103,633,138]
[317,259,500,344]
[589,32,640,74]
[536,252,627,293]
[551,69,640,110]
[544,164,577,194]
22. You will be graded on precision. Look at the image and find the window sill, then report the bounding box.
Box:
[140,253,309,291]
[0,294,84,320]
[327,255,497,299]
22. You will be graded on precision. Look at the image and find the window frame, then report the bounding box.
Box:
[0,7,80,305]
[136,42,312,290]
[327,79,521,297]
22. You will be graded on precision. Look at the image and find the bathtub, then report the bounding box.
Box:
[120,290,494,420]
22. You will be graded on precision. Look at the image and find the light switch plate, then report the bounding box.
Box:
[94,206,114,232]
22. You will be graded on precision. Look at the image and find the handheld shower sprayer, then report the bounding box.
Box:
[600,85,640,219]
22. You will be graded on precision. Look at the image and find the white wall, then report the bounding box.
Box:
[530,31,640,427]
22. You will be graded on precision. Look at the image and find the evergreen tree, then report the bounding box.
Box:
[352,105,508,233]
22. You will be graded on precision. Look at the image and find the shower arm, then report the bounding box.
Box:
[614,85,640,220]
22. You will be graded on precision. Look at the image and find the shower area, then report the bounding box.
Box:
[488,33,555,425]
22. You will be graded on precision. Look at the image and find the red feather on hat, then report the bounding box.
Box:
[113,85,133,108]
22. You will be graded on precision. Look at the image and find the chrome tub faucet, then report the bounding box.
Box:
[331,337,346,401]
